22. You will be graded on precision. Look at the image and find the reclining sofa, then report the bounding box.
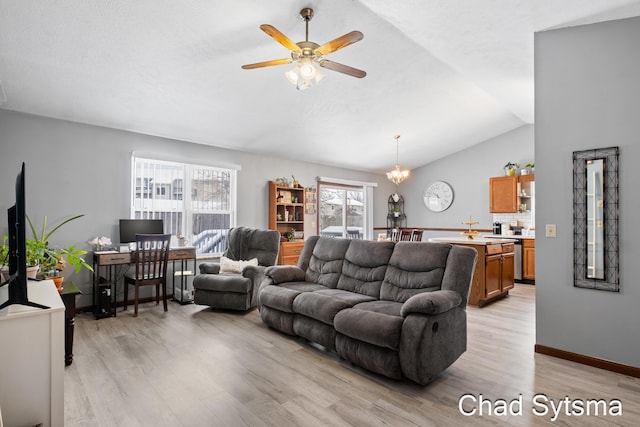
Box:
[258,236,477,385]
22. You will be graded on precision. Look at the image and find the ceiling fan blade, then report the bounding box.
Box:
[241,58,293,70]
[319,60,366,78]
[260,24,300,52]
[315,31,364,56]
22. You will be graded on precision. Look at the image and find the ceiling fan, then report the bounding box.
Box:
[241,8,366,90]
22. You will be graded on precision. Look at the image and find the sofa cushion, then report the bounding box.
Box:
[219,256,258,274]
[380,242,451,303]
[304,238,351,288]
[260,282,327,313]
[337,240,394,297]
[334,303,404,350]
[292,289,375,325]
[193,274,251,293]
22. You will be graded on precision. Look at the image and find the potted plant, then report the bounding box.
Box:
[526,163,535,173]
[504,162,519,176]
[26,214,93,288]
[0,235,9,282]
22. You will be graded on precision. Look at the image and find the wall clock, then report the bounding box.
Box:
[423,181,454,212]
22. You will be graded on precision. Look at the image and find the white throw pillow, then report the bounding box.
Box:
[219,256,258,274]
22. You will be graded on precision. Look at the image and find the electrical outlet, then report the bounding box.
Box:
[545,224,557,238]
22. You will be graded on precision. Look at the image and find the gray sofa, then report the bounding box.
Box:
[258,236,477,385]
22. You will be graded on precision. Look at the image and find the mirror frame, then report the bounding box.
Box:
[573,146,619,291]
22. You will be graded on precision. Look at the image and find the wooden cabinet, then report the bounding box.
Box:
[278,241,305,266]
[459,242,515,306]
[489,174,535,213]
[0,281,65,427]
[523,239,536,280]
[269,181,306,265]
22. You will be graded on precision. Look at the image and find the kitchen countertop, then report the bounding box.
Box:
[430,236,517,246]
[482,234,535,240]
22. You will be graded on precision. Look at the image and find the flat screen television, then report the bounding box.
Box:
[119,219,164,244]
[0,163,48,310]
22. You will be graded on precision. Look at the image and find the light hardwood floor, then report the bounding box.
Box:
[65,285,640,426]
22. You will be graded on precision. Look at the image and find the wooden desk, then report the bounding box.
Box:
[92,247,197,318]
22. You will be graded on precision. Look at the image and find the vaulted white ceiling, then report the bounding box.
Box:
[2,0,639,173]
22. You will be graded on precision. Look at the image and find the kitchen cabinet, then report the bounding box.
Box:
[464,241,514,306]
[523,239,535,280]
[430,238,515,306]
[489,174,535,213]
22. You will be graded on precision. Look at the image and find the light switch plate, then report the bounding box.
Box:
[545,224,557,238]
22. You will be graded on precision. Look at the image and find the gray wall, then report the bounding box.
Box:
[535,16,640,367]
[400,124,534,237]
[0,110,394,306]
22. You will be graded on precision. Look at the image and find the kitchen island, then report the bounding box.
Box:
[430,237,516,306]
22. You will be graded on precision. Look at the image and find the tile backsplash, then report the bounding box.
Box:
[493,212,534,230]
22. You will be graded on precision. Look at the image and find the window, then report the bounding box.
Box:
[131,156,237,255]
[317,177,376,240]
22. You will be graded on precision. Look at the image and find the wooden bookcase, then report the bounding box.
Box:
[268,181,306,264]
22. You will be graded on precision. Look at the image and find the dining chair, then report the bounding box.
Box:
[124,233,171,317]
[399,229,412,241]
[410,229,424,241]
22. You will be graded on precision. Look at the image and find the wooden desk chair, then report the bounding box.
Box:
[124,234,171,317]
[410,229,424,241]
[399,229,412,241]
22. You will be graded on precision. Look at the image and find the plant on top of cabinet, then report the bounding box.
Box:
[503,162,519,176]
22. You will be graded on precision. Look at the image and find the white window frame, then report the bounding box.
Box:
[130,155,237,255]
[316,176,377,240]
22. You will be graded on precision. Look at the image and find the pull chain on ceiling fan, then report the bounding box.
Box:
[241,8,366,90]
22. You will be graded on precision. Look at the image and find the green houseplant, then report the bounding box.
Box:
[504,162,519,176]
[26,214,93,277]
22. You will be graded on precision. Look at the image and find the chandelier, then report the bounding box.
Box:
[386,135,410,185]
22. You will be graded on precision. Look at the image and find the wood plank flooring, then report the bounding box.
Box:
[64,285,640,426]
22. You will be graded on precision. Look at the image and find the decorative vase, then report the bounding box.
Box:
[26,265,39,279]
[51,276,64,292]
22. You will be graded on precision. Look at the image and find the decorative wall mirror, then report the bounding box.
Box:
[573,146,619,291]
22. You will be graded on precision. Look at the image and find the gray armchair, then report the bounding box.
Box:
[193,226,280,310]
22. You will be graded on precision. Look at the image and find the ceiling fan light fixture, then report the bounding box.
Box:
[285,61,326,90]
[242,8,365,88]
[386,135,410,185]
[299,60,316,79]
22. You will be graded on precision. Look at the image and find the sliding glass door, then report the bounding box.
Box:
[318,184,365,239]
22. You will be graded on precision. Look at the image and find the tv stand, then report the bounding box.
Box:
[0,272,49,311]
[0,279,65,427]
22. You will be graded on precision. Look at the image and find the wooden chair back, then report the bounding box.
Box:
[399,229,412,241]
[133,234,171,284]
[410,229,424,241]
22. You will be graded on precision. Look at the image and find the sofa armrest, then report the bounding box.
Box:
[199,261,221,274]
[242,265,266,280]
[264,265,306,285]
[400,290,462,317]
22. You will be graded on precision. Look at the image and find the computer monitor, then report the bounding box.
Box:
[119,219,164,244]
